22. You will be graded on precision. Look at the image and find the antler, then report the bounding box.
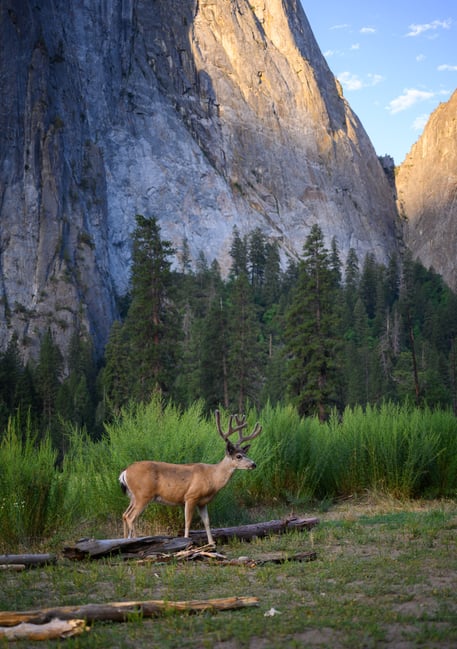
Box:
[215,410,262,446]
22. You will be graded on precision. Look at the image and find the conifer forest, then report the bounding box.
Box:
[1,215,457,454]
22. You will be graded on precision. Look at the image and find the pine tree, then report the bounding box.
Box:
[399,251,421,404]
[100,320,130,415]
[200,292,230,412]
[229,226,248,279]
[343,248,360,330]
[284,224,343,421]
[359,252,378,319]
[262,240,281,307]
[58,330,97,432]
[227,273,264,412]
[248,227,267,295]
[123,214,178,402]
[35,329,63,432]
[0,335,23,430]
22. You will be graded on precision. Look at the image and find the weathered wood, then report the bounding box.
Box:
[188,516,319,544]
[0,554,57,569]
[63,516,319,560]
[0,618,88,641]
[0,596,259,627]
[62,536,191,560]
[134,547,317,566]
[261,551,317,564]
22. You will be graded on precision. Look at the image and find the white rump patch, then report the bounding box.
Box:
[119,470,130,493]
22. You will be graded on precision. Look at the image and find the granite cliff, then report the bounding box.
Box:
[396,89,457,291]
[0,0,400,360]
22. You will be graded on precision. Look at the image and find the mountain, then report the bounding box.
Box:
[396,89,457,291]
[0,0,400,360]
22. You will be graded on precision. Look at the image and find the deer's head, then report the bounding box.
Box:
[216,410,262,470]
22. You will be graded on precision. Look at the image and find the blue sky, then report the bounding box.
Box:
[302,1,456,164]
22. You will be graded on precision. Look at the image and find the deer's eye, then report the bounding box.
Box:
[236,453,243,460]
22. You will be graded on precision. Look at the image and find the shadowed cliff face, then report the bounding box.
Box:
[0,0,400,359]
[396,89,457,291]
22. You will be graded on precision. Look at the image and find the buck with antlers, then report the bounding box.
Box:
[119,410,262,545]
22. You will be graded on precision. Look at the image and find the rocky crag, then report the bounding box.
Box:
[0,0,400,360]
[396,89,457,291]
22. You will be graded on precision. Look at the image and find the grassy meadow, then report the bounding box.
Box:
[1,498,456,648]
[0,401,457,647]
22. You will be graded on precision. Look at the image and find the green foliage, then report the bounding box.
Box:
[244,401,322,504]
[319,403,444,498]
[0,413,62,547]
[1,401,457,548]
[227,273,265,411]
[284,224,344,420]
[4,224,457,437]
[102,214,179,410]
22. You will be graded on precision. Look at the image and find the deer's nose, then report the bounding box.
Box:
[251,461,257,469]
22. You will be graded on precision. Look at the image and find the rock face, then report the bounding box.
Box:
[0,0,400,360]
[396,89,457,291]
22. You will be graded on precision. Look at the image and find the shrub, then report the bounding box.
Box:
[0,413,62,548]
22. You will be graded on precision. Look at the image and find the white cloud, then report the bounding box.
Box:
[406,18,452,37]
[330,23,350,30]
[386,88,434,113]
[360,27,376,34]
[351,43,360,50]
[368,74,383,86]
[412,114,429,131]
[323,49,335,58]
[338,71,384,91]
[438,64,457,71]
[416,54,426,62]
[338,71,363,91]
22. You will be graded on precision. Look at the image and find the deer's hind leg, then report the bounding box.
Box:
[184,500,199,539]
[122,498,148,538]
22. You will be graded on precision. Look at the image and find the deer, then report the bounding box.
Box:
[118,410,262,545]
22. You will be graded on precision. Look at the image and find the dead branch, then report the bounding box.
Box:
[0,554,57,569]
[0,596,259,627]
[0,618,88,641]
[135,548,318,566]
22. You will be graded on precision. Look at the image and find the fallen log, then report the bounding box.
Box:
[63,536,191,560]
[63,516,319,560]
[0,596,259,627]
[0,554,57,569]
[188,516,319,544]
[0,618,88,641]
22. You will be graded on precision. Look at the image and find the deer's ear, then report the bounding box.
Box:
[241,444,251,453]
[226,440,236,454]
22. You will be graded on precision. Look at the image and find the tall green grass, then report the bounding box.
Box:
[0,413,63,548]
[320,404,444,498]
[1,401,457,548]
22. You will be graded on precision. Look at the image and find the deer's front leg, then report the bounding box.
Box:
[198,504,215,546]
